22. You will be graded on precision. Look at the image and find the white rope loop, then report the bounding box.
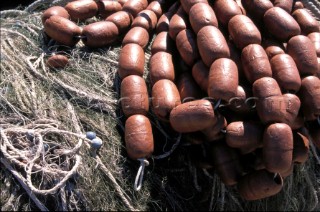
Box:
[134,158,149,191]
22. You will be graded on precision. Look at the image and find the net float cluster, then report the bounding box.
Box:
[41,0,320,200]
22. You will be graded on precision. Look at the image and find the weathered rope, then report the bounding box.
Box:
[66,101,137,211]
[302,0,320,19]
[153,133,182,160]
[0,158,49,212]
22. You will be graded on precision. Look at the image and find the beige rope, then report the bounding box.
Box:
[66,101,137,211]
[25,158,80,193]
[0,158,49,211]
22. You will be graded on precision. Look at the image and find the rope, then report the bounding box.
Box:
[66,102,136,211]
[59,187,68,211]
[0,158,49,212]
[153,133,182,160]
[25,0,53,12]
[202,169,214,180]
[25,57,117,115]
[0,10,29,17]
[192,166,201,192]
[1,29,41,49]
[1,122,83,196]
[52,0,71,6]
[1,128,69,176]
[302,0,320,19]
[219,183,226,211]
[134,158,150,191]
[96,157,136,211]
[26,155,82,195]
[214,99,222,110]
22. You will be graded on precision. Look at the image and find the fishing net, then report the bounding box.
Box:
[0,0,319,211]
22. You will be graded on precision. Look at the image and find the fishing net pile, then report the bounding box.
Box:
[0,0,320,211]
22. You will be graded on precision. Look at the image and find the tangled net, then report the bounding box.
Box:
[0,0,319,211]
